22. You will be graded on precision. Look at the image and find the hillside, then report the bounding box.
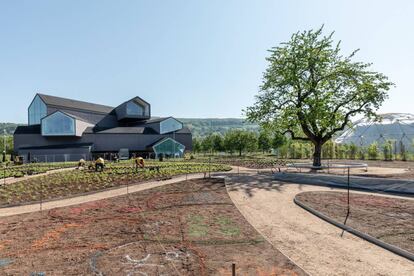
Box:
[178,118,260,137]
[0,123,22,135]
[0,119,259,138]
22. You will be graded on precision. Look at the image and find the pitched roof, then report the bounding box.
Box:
[142,117,169,124]
[37,93,114,114]
[146,137,185,148]
[42,110,94,124]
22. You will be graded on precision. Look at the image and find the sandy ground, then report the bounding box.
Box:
[225,172,414,276]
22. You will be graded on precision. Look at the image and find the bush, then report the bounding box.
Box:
[367,142,379,160]
[383,141,393,161]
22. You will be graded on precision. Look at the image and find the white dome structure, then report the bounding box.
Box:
[335,113,414,152]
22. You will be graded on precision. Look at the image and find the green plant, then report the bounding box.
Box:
[368,142,379,160]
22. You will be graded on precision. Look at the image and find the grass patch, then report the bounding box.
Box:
[217,216,241,236]
[188,214,208,237]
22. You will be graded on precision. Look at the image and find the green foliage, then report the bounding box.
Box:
[199,133,224,154]
[0,162,77,179]
[179,118,259,138]
[322,140,336,159]
[192,137,202,153]
[0,161,231,205]
[257,131,272,153]
[348,143,358,159]
[0,136,13,157]
[246,26,393,166]
[271,133,287,150]
[383,140,393,161]
[224,130,257,156]
[400,141,407,161]
[367,142,379,160]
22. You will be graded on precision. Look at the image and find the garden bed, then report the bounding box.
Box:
[0,178,305,275]
[192,155,285,169]
[0,162,231,206]
[295,191,414,254]
[0,162,78,179]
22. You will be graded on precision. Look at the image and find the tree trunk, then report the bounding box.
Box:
[313,142,322,167]
[239,149,242,156]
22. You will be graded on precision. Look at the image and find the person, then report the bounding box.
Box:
[134,156,145,171]
[77,158,86,169]
[138,157,145,168]
[95,156,105,172]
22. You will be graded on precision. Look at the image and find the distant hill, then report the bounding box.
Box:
[178,118,260,137]
[0,119,259,138]
[0,123,22,135]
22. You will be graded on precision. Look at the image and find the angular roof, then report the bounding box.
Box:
[146,137,185,149]
[142,116,183,124]
[42,110,93,124]
[37,93,114,114]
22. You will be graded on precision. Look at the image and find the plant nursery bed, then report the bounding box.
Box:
[0,178,305,275]
[0,162,231,206]
[295,191,414,254]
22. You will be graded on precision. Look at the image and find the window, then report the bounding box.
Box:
[28,95,47,125]
[160,118,183,134]
[42,112,75,136]
[126,101,144,116]
[153,138,185,158]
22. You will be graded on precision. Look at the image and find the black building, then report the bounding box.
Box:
[14,93,192,162]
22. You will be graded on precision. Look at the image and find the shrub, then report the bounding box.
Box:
[367,142,379,160]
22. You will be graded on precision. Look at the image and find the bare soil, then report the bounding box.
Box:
[295,191,414,254]
[0,178,305,275]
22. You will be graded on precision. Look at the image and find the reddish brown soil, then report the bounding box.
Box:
[295,191,414,254]
[0,178,305,275]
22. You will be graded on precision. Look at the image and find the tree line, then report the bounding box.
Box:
[192,129,414,161]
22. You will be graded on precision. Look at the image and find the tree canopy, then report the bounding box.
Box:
[246,27,393,166]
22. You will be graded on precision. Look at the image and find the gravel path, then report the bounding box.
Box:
[225,172,414,276]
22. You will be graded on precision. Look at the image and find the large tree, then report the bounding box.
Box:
[246,27,393,167]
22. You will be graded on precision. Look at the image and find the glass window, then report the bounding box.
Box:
[153,138,185,158]
[28,95,47,125]
[42,112,75,136]
[126,101,144,116]
[160,118,183,134]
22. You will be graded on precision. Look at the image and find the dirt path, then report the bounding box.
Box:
[225,172,414,276]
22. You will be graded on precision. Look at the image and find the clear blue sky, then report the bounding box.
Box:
[1,0,413,123]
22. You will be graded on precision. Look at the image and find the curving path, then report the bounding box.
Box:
[225,172,414,276]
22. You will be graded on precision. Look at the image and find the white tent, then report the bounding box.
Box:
[335,113,414,152]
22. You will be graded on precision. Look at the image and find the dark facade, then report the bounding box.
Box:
[14,94,192,162]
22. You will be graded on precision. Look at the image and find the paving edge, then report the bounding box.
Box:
[294,196,414,262]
